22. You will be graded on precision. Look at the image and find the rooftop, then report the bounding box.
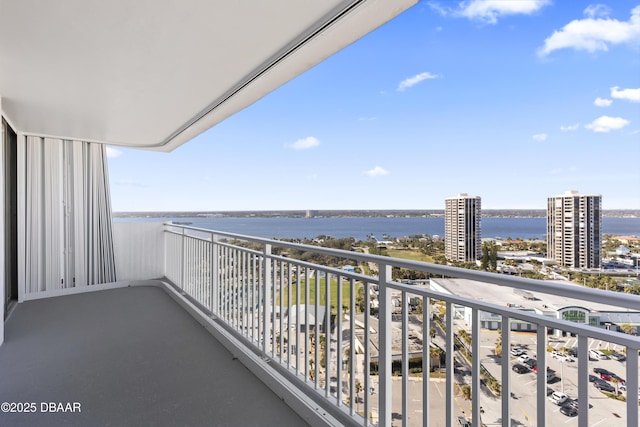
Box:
[430,277,638,315]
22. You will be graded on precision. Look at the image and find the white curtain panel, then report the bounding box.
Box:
[22,136,116,295]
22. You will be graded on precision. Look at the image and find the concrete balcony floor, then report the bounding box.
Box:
[0,284,309,427]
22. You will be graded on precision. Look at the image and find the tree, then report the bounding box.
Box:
[461,384,471,400]
[355,379,363,412]
[481,241,498,271]
[430,346,443,370]
[495,329,503,357]
[355,285,366,313]
[481,243,490,270]
[620,324,636,335]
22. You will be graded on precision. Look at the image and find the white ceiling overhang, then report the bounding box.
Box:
[0,0,415,151]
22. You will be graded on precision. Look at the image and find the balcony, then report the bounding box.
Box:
[4,221,637,426]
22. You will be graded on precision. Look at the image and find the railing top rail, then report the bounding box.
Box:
[163,222,640,312]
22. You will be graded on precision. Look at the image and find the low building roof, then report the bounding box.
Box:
[430,277,637,316]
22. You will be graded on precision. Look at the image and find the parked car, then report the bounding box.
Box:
[524,359,536,369]
[549,391,568,405]
[560,403,578,417]
[510,348,525,356]
[593,367,614,376]
[517,354,530,364]
[594,381,615,393]
[610,352,626,361]
[619,384,639,392]
[512,364,529,374]
[457,416,471,427]
[588,374,598,382]
[600,373,613,381]
[565,399,579,409]
[558,353,574,362]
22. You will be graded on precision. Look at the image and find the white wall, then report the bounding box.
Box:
[113,222,165,281]
[1,99,5,345]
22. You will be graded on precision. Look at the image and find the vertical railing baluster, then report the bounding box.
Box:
[423,296,430,427]
[626,345,639,427]
[472,309,480,427]
[325,272,331,398]
[337,275,343,407]
[180,227,185,290]
[287,263,292,370]
[314,269,320,388]
[577,335,588,427]
[305,267,310,383]
[501,315,511,427]
[402,291,408,427]
[296,267,301,376]
[211,234,217,314]
[363,280,370,426]
[536,324,547,427]
[445,301,454,427]
[349,277,356,416]
[279,261,285,363]
[222,245,227,321]
[272,257,277,358]
[262,244,271,355]
[252,252,258,344]
[242,248,247,335]
[378,263,392,427]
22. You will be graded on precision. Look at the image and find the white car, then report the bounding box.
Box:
[551,351,574,362]
[559,354,575,362]
[549,391,568,406]
[517,354,530,364]
[510,348,525,356]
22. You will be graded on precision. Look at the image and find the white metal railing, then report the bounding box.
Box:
[163,223,640,427]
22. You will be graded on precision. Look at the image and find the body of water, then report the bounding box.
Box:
[118,216,640,241]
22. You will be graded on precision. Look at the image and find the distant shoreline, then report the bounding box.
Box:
[112,209,639,219]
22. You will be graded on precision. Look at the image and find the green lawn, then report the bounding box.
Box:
[386,249,435,263]
[277,277,359,312]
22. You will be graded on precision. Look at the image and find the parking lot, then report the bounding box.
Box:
[476,329,632,426]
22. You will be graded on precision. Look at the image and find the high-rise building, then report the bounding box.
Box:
[445,193,481,262]
[547,190,602,269]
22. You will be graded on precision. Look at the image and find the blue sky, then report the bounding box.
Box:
[107,0,640,212]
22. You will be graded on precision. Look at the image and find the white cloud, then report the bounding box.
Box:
[611,86,640,102]
[538,6,640,56]
[105,146,122,158]
[560,124,580,131]
[397,72,440,91]
[532,133,548,141]
[286,136,320,150]
[594,97,612,107]
[457,0,550,24]
[584,4,611,19]
[364,166,389,177]
[585,115,630,132]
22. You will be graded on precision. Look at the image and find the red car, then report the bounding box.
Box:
[599,373,625,384]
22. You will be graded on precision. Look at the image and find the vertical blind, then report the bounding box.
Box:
[23,136,116,294]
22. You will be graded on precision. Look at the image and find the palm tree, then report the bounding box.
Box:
[430,346,443,370]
